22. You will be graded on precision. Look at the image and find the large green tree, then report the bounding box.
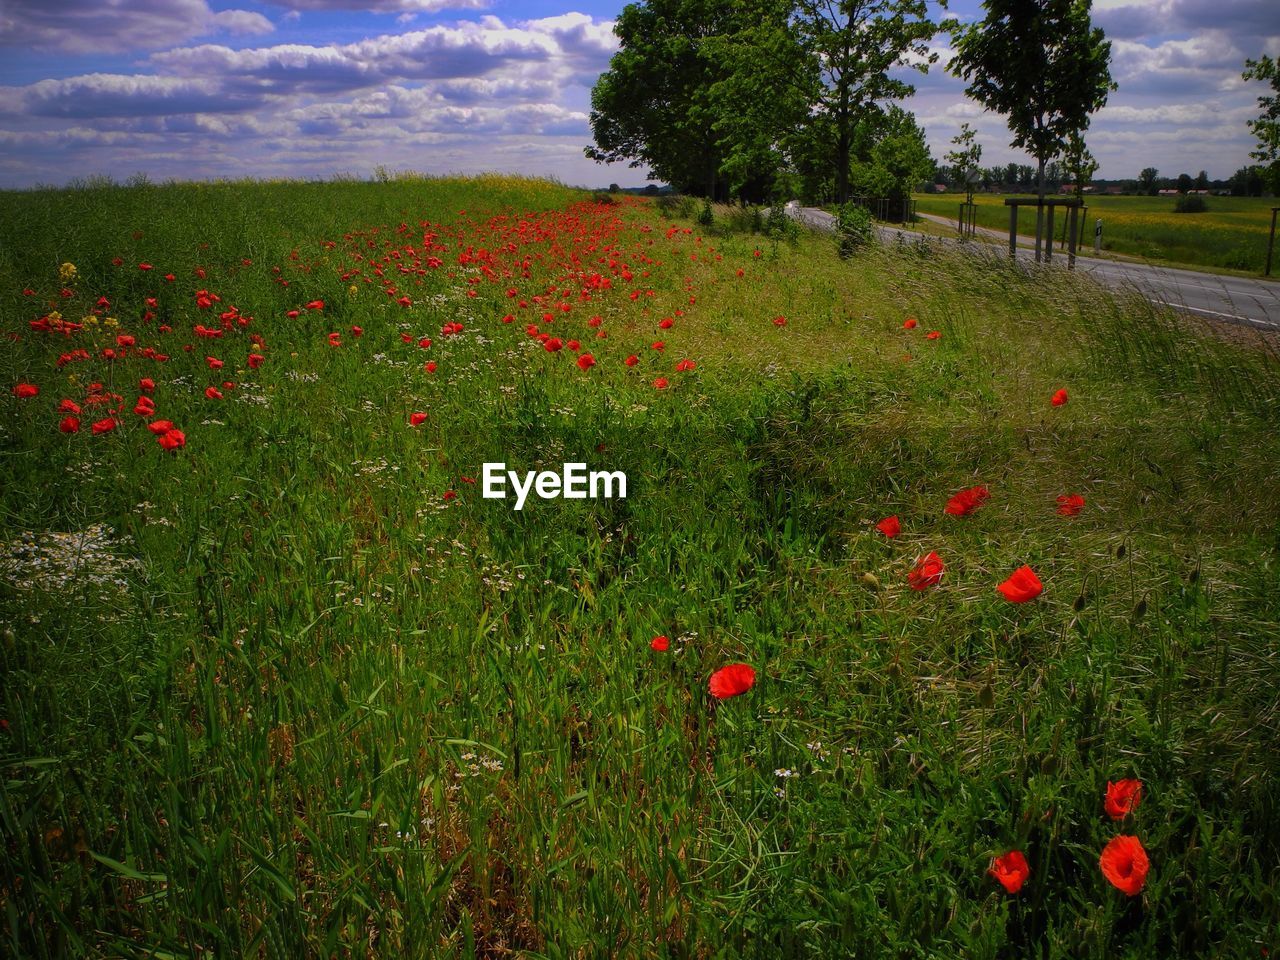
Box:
[1242,55,1280,195]
[948,0,1115,258]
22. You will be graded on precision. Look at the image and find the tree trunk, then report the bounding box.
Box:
[836,125,850,205]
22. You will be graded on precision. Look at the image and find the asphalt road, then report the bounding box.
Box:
[787,203,1280,331]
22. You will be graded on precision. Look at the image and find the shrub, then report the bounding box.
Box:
[765,201,798,242]
[834,202,874,257]
[1173,194,1208,213]
[697,199,714,227]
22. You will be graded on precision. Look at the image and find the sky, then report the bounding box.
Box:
[0,0,1276,189]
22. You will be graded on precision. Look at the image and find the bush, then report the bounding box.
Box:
[697,199,714,227]
[834,202,874,257]
[765,201,798,243]
[1174,193,1208,213]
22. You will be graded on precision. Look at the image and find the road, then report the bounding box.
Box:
[786,203,1280,331]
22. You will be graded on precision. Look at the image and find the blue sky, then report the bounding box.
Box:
[0,0,1276,189]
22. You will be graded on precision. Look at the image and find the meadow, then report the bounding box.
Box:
[2,175,1279,958]
[911,192,1279,274]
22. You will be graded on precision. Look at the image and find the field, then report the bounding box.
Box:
[2,176,1280,958]
[911,192,1278,274]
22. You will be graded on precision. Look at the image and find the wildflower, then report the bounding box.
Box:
[1099,835,1149,896]
[675,359,697,372]
[624,355,639,367]
[926,330,941,340]
[148,420,176,434]
[908,552,945,590]
[410,413,428,426]
[12,383,38,399]
[205,387,223,400]
[997,565,1043,603]
[59,262,77,282]
[653,377,670,390]
[59,416,80,433]
[1057,494,1085,516]
[1051,388,1069,406]
[876,516,900,538]
[1104,779,1142,821]
[902,317,918,329]
[91,417,117,434]
[709,663,756,699]
[989,851,1030,893]
[158,429,186,451]
[945,486,990,517]
[650,635,670,652]
[577,353,596,370]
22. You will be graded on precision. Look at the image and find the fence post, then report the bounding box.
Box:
[1067,204,1078,269]
[1266,207,1279,277]
[1009,204,1017,259]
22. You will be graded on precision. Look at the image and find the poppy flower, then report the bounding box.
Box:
[653,377,670,390]
[207,357,224,370]
[205,387,223,400]
[139,378,155,393]
[350,326,362,337]
[908,552,944,590]
[286,310,300,319]
[410,413,428,426]
[989,851,1029,893]
[544,337,564,352]
[1051,389,1069,406]
[1099,835,1149,896]
[59,399,81,414]
[59,416,80,433]
[650,635,670,652]
[902,317,918,329]
[945,485,990,517]
[577,353,596,370]
[926,331,941,340]
[148,420,175,434]
[247,353,265,369]
[157,429,185,450]
[997,565,1043,603]
[709,663,756,699]
[773,316,787,327]
[91,417,117,434]
[138,263,152,271]
[1104,779,1142,820]
[305,300,324,311]
[13,383,39,398]
[876,516,900,538]
[1057,494,1085,516]
[424,361,437,373]
[624,355,639,367]
[659,318,674,329]
[567,339,581,351]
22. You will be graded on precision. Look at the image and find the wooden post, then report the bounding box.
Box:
[1067,203,1078,269]
[1266,207,1279,277]
[1045,204,1055,262]
[1009,204,1018,259]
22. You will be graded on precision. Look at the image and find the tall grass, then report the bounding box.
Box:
[1,179,1278,958]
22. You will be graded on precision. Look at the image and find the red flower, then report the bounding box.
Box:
[350,325,363,337]
[205,387,223,400]
[1099,835,1149,896]
[158,429,186,450]
[138,262,153,271]
[59,416,80,433]
[926,330,941,340]
[902,317,918,329]
[773,316,787,327]
[1104,779,1142,820]
[577,353,596,370]
[544,337,564,352]
[650,635,670,652]
[443,490,457,501]
[709,663,756,699]
[567,339,581,351]
[12,383,38,398]
[139,378,155,393]
[148,420,175,434]
[247,353,265,369]
[997,565,1043,603]
[651,340,665,351]
[659,317,674,329]
[424,361,437,373]
[653,377,670,390]
[91,417,117,434]
[1057,494,1085,516]
[410,413,428,426]
[286,310,300,319]
[59,399,81,414]
[876,515,900,538]
[624,354,639,367]
[305,300,324,311]
[908,552,944,590]
[945,485,990,517]
[206,356,224,370]
[989,850,1029,893]
[1051,388,1069,406]
[675,358,697,372]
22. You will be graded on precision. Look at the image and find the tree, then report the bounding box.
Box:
[1195,170,1209,190]
[1176,172,1193,193]
[1061,131,1097,200]
[1242,55,1280,195]
[949,0,1116,259]
[945,122,983,203]
[853,106,935,215]
[1137,166,1159,196]
[792,0,952,205]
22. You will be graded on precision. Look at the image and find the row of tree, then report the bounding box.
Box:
[587,0,1115,215]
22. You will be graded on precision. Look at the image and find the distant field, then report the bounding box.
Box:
[913,193,1278,273]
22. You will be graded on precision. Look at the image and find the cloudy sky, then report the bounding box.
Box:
[0,0,1276,189]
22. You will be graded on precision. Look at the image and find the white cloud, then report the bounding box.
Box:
[0,0,273,53]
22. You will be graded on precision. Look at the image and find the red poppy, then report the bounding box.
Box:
[903,317,918,329]
[653,377,670,390]
[91,417,117,434]
[650,635,670,652]
[1104,779,1142,821]
[989,850,1029,893]
[577,353,596,370]
[247,353,265,369]
[1057,494,1085,516]
[207,357,224,370]
[876,515,900,538]
[59,416,80,433]
[945,485,990,517]
[709,663,756,699]
[1099,835,1149,896]
[908,552,944,590]
[410,413,428,426]
[567,339,581,351]
[148,420,175,434]
[773,316,787,327]
[138,263,153,271]
[1051,389,1069,406]
[424,361,437,373]
[624,355,639,367]
[139,378,155,393]
[205,387,223,400]
[305,300,325,311]
[544,337,564,352]
[59,399,81,414]
[158,429,186,450]
[286,310,300,319]
[350,326,362,337]
[997,565,1043,603]
[659,317,674,329]
[443,490,457,501]
[13,383,38,398]
[926,330,941,340]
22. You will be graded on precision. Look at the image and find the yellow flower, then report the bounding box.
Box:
[348,284,358,297]
[84,315,98,326]
[59,262,77,282]
[48,311,62,322]
[103,316,118,328]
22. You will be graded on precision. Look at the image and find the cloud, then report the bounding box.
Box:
[0,0,273,53]
[269,0,488,11]
[1,74,259,119]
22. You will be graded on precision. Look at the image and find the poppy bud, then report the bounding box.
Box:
[979,683,995,709]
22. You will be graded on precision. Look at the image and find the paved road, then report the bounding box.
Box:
[787,203,1280,331]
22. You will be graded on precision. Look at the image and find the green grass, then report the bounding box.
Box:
[2,178,1280,958]
[913,193,1279,274]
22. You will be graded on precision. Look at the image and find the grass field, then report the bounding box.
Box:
[2,176,1280,958]
[912,193,1278,274]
